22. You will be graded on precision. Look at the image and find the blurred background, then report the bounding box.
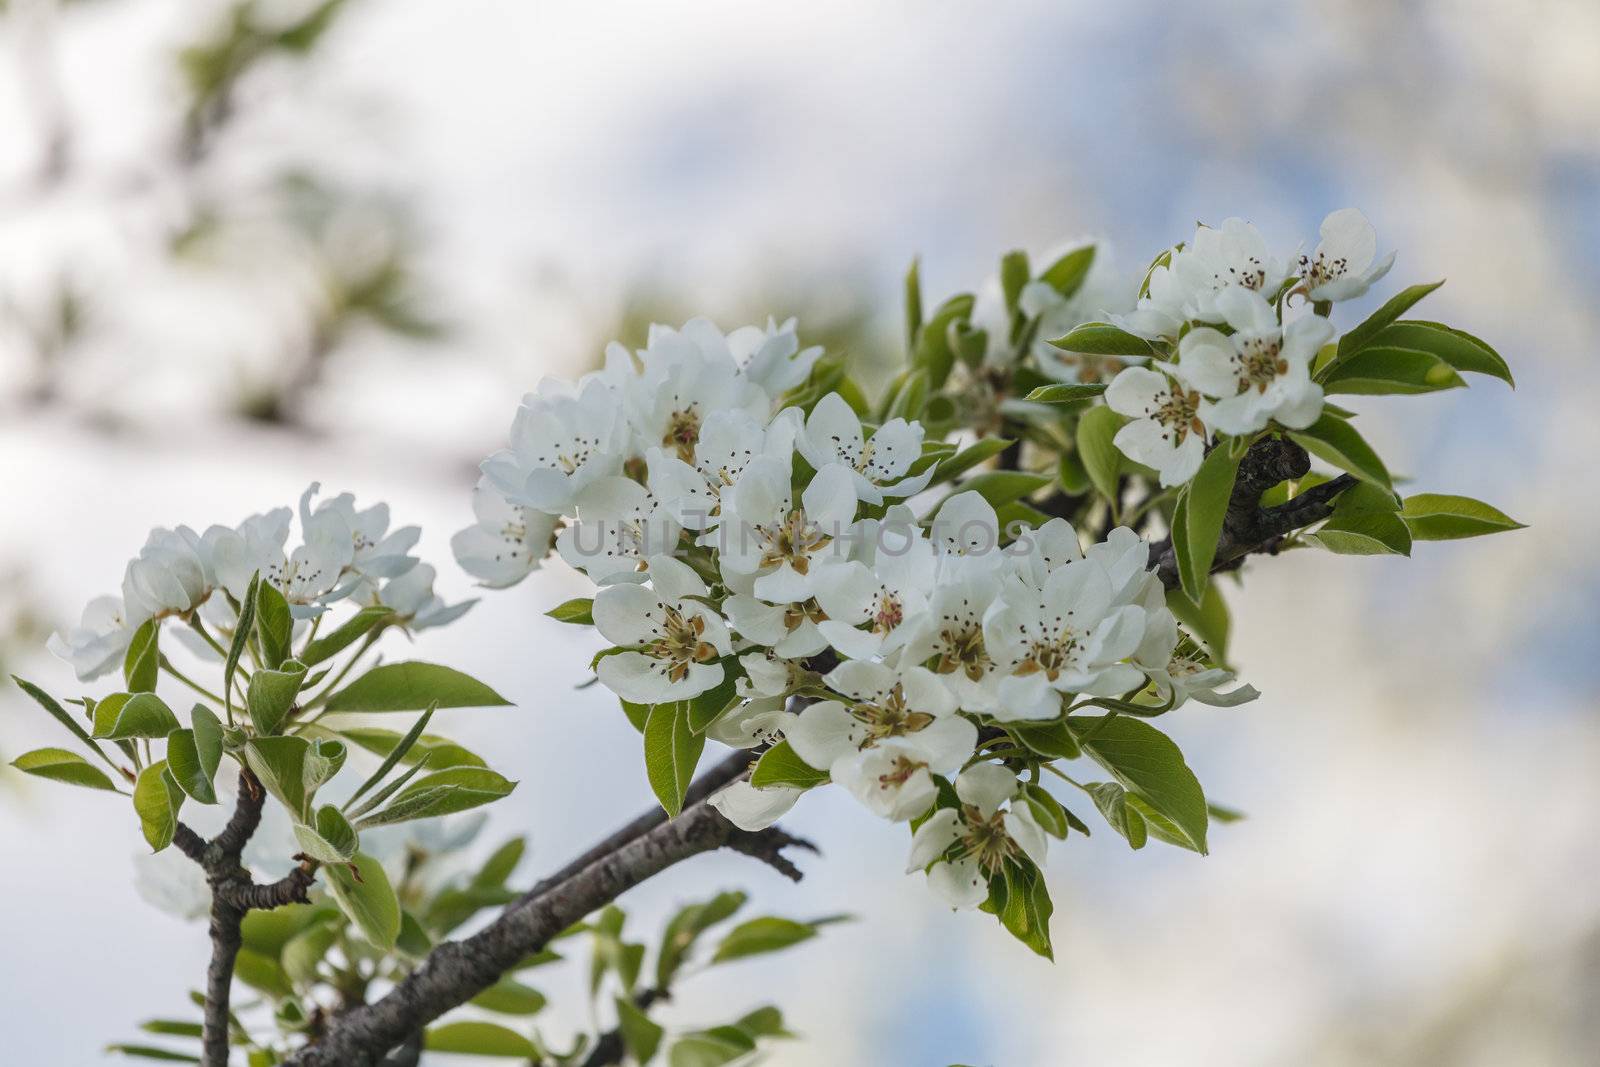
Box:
[2,0,1598,1063]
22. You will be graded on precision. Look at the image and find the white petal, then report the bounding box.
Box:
[926,856,989,909]
[785,700,863,770]
[955,763,1019,817]
[709,781,803,831]
[905,808,962,872]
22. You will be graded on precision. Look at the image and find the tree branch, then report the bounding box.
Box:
[283,784,811,1066]
[1147,436,1356,589]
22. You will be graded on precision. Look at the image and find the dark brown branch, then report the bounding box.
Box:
[1147,437,1356,589]
[579,988,667,1067]
[283,791,810,1066]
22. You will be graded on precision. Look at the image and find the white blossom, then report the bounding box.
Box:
[1298,208,1395,302]
[556,477,682,585]
[810,527,936,660]
[373,563,476,632]
[786,660,974,778]
[1179,288,1334,435]
[646,408,798,535]
[727,316,824,395]
[47,595,134,681]
[121,526,214,624]
[1170,217,1290,323]
[626,318,773,463]
[906,764,1049,908]
[708,779,804,832]
[481,378,629,515]
[451,477,560,589]
[796,392,934,505]
[716,458,856,603]
[1105,366,1211,487]
[592,556,732,703]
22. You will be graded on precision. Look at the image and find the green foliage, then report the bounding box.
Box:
[1337,279,1445,354]
[254,582,294,670]
[165,728,218,804]
[1024,382,1108,404]
[1072,715,1208,853]
[1287,414,1392,488]
[1174,444,1241,599]
[711,917,817,963]
[132,761,184,852]
[247,659,307,735]
[124,619,161,693]
[423,1021,538,1057]
[644,702,704,817]
[355,767,517,828]
[93,692,181,741]
[326,852,401,950]
[1075,403,1124,507]
[322,661,509,713]
[299,604,390,666]
[750,740,828,789]
[617,995,666,1063]
[9,747,120,793]
[1401,493,1525,540]
[546,597,596,625]
[1047,321,1156,356]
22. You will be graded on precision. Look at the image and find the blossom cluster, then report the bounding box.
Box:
[1100,209,1392,486]
[50,484,472,681]
[454,318,1255,909]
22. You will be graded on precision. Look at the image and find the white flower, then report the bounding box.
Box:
[832,736,954,822]
[47,595,134,681]
[810,528,936,660]
[481,378,629,514]
[723,591,829,659]
[1113,257,1192,341]
[121,526,214,624]
[592,555,732,703]
[451,477,560,589]
[900,563,1004,713]
[716,458,856,603]
[302,489,420,588]
[983,556,1148,720]
[1140,615,1259,709]
[1105,367,1210,487]
[1298,208,1395,302]
[646,408,798,535]
[705,697,792,749]
[796,393,934,505]
[929,491,1006,567]
[374,563,476,632]
[727,316,824,395]
[1170,218,1290,323]
[627,319,773,463]
[1002,517,1084,596]
[905,764,1049,909]
[1179,288,1334,435]
[708,779,803,831]
[556,476,682,585]
[202,508,292,600]
[786,660,974,779]
[278,486,359,616]
[737,650,803,699]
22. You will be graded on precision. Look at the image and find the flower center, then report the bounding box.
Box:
[1237,335,1287,393]
[663,408,702,463]
[756,509,830,575]
[936,624,991,682]
[1299,251,1349,288]
[646,605,718,683]
[875,754,927,793]
[1151,384,1206,445]
[850,683,935,743]
[872,589,904,634]
[959,806,1018,876]
[782,598,828,631]
[1013,629,1081,682]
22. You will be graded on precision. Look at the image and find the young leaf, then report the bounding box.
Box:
[254,581,293,670]
[1304,511,1413,556]
[668,1029,756,1067]
[710,917,816,963]
[1375,320,1513,387]
[327,852,401,950]
[322,661,510,713]
[12,675,119,772]
[247,659,308,736]
[339,722,484,772]
[749,740,828,789]
[189,705,224,782]
[1072,715,1208,852]
[616,995,665,1064]
[356,767,517,827]
[1038,244,1095,299]
[1401,493,1526,540]
[685,667,741,733]
[293,805,359,863]
[1086,781,1147,849]
[1338,279,1445,355]
[1075,404,1124,507]
[1024,382,1108,405]
[657,890,747,988]
[1177,444,1242,600]
[165,728,218,804]
[644,702,704,818]
[1019,782,1070,839]
[245,736,311,816]
[10,747,120,793]
[93,692,182,741]
[999,249,1030,316]
[1287,414,1392,488]
[1047,321,1156,356]
[1166,584,1231,666]
[299,604,391,666]
[471,977,547,1016]
[132,761,184,852]
[423,1021,539,1058]
[123,619,160,693]
[546,598,595,625]
[1321,346,1466,395]
[224,571,260,716]
[903,256,923,350]
[923,437,1012,484]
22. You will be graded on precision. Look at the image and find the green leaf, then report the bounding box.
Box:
[165,729,218,804]
[1024,382,1108,405]
[1338,279,1445,355]
[1287,414,1392,489]
[1086,781,1147,849]
[1401,493,1526,540]
[1038,244,1095,299]
[644,702,704,817]
[293,805,359,863]
[133,761,184,852]
[903,256,922,350]
[473,837,527,888]
[1072,715,1208,853]
[190,704,223,779]
[546,597,595,625]
[991,859,1055,959]
[138,1020,204,1038]
[104,1044,201,1061]
[711,916,816,963]
[343,706,437,812]
[93,692,182,741]
[254,581,293,670]
[1305,510,1413,556]
[1019,782,1070,838]
[356,766,517,827]
[471,977,547,1016]
[223,572,260,717]
[999,249,1030,316]
[685,665,741,733]
[914,293,975,388]
[1075,404,1124,506]
[323,661,510,713]
[1047,321,1156,356]
[1176,444,1241,600]
[1375,320,1513,387]
[340,723,484,772]
[233,947,292,997]
[669,1029,757,1067]
[423,1021,538,1058]
[12,675,119,772]
[299,604,391,666]
[617,996,665,1064]
[123,619,160,693]
[1007,720,1081,761]
[10,747,120,793]
[245,736,311,816]
[657,890,747,988]
[281,917,338,986]
[730,1005,792,1040]
[327,852,401,950]
[1321,346,1466,395]
[1166,584,1231,665]
[247,659,308,736]
[924,437,1012,484]
[749,740,828,789]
